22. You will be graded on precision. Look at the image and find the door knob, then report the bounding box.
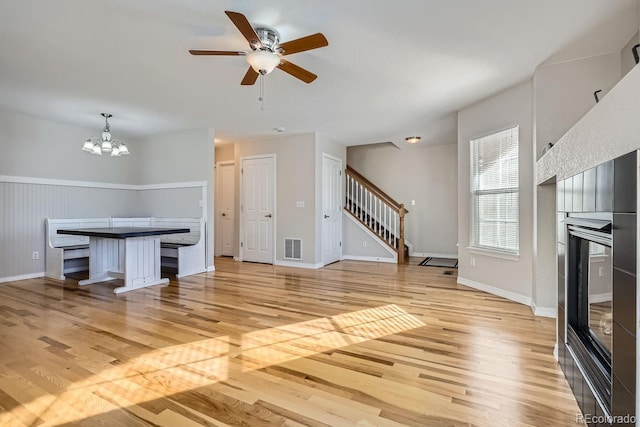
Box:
[265,214,272,218]
[221,213,226,216]
[324,214,329,218]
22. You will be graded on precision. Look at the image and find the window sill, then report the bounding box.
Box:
[467,247,520,261]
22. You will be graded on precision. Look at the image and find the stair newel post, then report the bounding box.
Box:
[398,204,406,264]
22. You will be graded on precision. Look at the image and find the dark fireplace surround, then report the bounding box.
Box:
[557,151,637,426]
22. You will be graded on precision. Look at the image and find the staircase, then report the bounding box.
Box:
[344,166,409,264]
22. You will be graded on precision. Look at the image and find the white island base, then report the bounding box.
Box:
[78,236,169,294]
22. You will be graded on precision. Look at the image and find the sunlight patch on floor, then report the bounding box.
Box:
[1,304,424,426]
[240,304,425,371]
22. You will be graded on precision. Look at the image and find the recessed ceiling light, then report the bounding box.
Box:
[405,136,421,144]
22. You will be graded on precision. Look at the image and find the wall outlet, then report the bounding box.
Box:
[411,200,416,206]
[362,241,367,247]
[32,251,39,260]
[470,257,476,267]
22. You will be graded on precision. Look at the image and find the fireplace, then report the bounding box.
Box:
[557,151,637,426]
[566,215,613,413]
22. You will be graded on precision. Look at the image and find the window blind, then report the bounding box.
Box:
[470,126,519,254]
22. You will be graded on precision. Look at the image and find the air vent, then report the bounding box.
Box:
[284,238,302,260]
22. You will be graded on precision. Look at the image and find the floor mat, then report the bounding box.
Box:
[419,257,458,268]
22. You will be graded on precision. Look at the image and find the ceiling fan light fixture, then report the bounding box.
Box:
[247,50,280,75]
[405,136,421,144]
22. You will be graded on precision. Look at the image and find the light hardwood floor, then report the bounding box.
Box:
[0,257,580,426]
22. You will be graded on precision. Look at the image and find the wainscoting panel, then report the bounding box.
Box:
[0,181,139,280]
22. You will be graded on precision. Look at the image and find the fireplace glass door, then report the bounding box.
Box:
[586,242,612,359]
[567,221,613,412]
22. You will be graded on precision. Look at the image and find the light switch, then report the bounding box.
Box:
[296,201,305,208]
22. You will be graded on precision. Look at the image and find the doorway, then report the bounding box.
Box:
[216,161,235,257]
[322,154,342,265]
[240,154,275,264]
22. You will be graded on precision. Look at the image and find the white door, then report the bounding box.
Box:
[241,155,275,264]
[217,162,235,256]
[322,154,342,265]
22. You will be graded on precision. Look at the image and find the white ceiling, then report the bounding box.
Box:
[0,0,637,147]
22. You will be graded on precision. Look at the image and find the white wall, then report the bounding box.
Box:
[534,52,622,160]
[235,133,317,265]
[457,80,534,305]
[347,142,458,257]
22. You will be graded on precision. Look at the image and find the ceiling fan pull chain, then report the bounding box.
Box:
[259,74,265,111]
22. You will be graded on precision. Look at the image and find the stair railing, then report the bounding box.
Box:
[344,166,408,263]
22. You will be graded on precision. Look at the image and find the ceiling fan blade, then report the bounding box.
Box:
[277,59,317,84]
[278,33,328,55]
[189,50,245,56]
[225,11,262,49]
[241,67,259,85]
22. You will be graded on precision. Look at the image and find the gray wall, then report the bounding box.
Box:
[347,142,458,257]
[342,214,396,261]
[135,128,215,268]
[532,51,622,313]
[0,110,215,279]
[621,30,640,78]
[215,144,234,162]
[535,62,640,414]
[0,109,138,183]
[315,133,347,265]
[534,52,622,160]
[235,133,318,265]
[135,129,212,184]
[538,65,640,183]
[457,80,534,304]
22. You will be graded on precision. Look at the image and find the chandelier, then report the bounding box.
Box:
[82,113,129,156]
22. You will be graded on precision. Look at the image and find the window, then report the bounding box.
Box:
[470,126,519,254]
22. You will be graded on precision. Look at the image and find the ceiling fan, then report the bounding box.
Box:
[189,11,328,85]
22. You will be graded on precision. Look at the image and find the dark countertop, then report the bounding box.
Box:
[57,227,190,239]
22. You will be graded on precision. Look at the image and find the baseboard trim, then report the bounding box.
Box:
[341,255,396,264]
[531,303,556,318]
[0,272,45,283]
[274,260,323,269]
[457,276,532,307]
